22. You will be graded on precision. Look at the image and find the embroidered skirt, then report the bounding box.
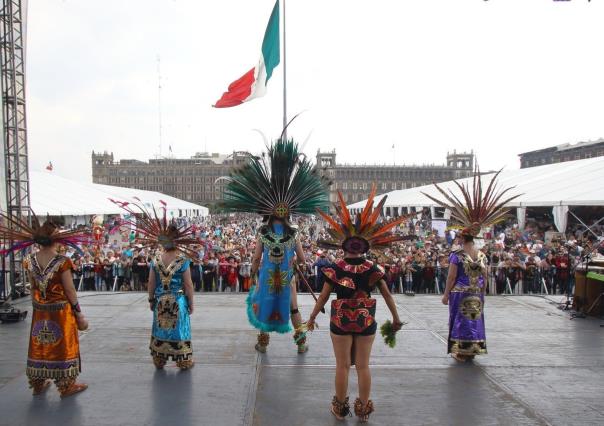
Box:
[330,298,377,336]
[246,262,293,334]
[27,301,81,380]
[150,292,193,361]
[448,287,487,356]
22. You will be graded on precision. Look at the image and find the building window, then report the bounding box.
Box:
[362,182,367,190]
[353,182,358,190]
[382,182,387,190]
[343,182,348,190]
[391,182,397,190]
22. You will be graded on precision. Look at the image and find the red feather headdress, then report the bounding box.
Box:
[421,167,520,237]
[0,212,90,255]
[110,198,199,259]
[317,184,414,254]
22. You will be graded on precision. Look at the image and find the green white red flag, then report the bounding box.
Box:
[213,1,280,108]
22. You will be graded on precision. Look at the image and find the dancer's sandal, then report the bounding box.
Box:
[177,359,195,370]
[354,398,374,423]
[153,357,167,369]
[451,353,468,362]
[293,328,308,354]
[331,396,351,420]
[255,332,270,353]
[31,379,52,396]
[59,383,88,399]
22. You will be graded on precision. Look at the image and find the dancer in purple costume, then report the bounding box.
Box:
[422,167,520,362]
[443,236,488,361]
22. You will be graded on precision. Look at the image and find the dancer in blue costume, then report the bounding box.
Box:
[148,242,195,369]
[249,218,307,352]
[111,200,199,370]
[222,135,331,354]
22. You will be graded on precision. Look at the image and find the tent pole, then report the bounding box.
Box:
[569,210,601,239]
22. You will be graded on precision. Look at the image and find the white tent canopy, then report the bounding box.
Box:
[347,157,604,233]
[30,171,209,217]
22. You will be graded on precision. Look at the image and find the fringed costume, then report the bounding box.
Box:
[111,199,198,369]
[322,258,384,337]
[0,214,90,397]
[422,168,520,359]
[315,184,410,339]
[24,255,82,390]
[309,184,408,422]
[222,135,330,353]
[446,250,488,355]
[247,223,296,334]
[149,254,193,368]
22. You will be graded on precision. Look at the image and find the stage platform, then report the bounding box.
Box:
[1,294,603,426]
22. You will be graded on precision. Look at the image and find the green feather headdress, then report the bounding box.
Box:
[222,138,331,218]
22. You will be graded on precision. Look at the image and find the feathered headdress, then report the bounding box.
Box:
[221,138,331,219]
[421,167,520,238]
[110,199,199,259]
[317,184,413,254]
[0,212,90,255]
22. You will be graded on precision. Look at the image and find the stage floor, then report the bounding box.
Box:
[1,293,603,426]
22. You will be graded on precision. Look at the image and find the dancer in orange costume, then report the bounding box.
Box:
[0,215,90,397]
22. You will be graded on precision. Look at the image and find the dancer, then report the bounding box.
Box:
[422,169,519,361]
[111,200,199,370]
[222,137,330,354]
[306,185,406,422]
[0,215,90,397]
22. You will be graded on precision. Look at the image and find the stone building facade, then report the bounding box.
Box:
[519,138,604,169]
[92,151,248,207]
[92,149,474,209]
[316,150,474,203]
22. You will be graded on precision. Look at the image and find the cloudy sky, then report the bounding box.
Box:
[27,0,604,181]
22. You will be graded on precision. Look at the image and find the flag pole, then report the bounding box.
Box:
[157,55,163,158]
[282,0,287,140]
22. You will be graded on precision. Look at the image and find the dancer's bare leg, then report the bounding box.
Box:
[330,332,353,419]
[353,334,375,404]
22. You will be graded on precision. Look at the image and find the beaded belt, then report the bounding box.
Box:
[451,285,483,294]
[32,300,67,312]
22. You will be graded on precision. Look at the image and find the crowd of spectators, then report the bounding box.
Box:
[61,212,604,298]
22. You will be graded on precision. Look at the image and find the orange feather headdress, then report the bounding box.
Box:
[316,184,413,254]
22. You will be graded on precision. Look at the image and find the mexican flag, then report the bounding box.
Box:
[213,0,280,108]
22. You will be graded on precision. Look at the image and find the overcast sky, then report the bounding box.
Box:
[26,0,604,181]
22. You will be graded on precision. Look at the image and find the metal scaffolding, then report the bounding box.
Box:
[0,0,30,300]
